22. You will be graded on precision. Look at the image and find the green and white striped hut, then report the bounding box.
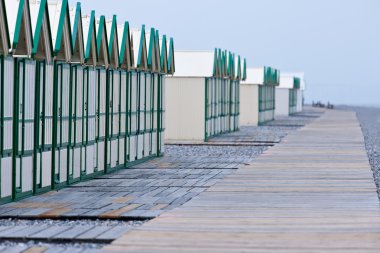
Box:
[116,20,133,166]
[49,0,74,188]
[283,72,305,113]
[68,3,95,183]
[275,74,301,116]
[70,3,97,180]
[165,49,243,142]
[106,15,124,172]
[82,11,103,175]
[2,0,36,199]
[95,15,111,173]
[240,66,279,125]
[0,0,19,203]
[29,0,54,195]
[130,26,148,162]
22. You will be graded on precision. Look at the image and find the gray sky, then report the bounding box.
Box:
[71,0,380,106]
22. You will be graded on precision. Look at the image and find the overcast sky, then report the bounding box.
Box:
[70,0,380,106]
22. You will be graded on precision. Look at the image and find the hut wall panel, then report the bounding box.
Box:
[1,157,12,198]
[3,57,13,153]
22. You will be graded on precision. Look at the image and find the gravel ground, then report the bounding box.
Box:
[165,145,266,160]
[339,106,380,198]
[0,240,103,252]
[0,218,146,227]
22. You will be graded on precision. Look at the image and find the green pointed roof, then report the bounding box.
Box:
[83,11,97,65]
[147,27,157,72]
[118,21,133,70]
[136,24,147,70]
[242,58,247,81]
[48,0,72,61]
[154,29,161,73]
[70,2,84,63]
[30,0,53,62]
[6,0,33,56]
[167,37,175,75]
[160,34,168,74]
[96,15,109,67]
[107,15,119,68]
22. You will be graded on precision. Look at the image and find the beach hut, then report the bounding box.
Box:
[284,72,305,112]
[240,67,261,126]
[29,0,55,195]
[130,26,148,162]
[0,0,15,203]
[275,74,301,116]
[241,67,279,125]
[106,15,124,172]
[157,35,169,154]
[165,49,243,142]
[82,11,105,175]
[74,8,98,179]
[116,21,132,166]
[69,4,97,181]
[4,0,35,200]
[47,0,74,188]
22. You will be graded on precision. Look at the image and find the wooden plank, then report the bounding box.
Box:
[102,110,380,252]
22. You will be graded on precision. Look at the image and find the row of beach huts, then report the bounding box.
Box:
[0,0,305,203]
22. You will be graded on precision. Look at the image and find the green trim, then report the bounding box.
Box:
[71,3,83,54]
[154,30,161,73]
[160,35,168,74]
[167,37,175,74]
[242,58,247,81]
[12,0,33,52]
[119,21,132,68]
[52,0,73,56]
[108,15,120,68]
[136,25,147,69]
[31,0,53,58]
[96,15,110,64]
[84,11,97,62]
[147,27,155,71]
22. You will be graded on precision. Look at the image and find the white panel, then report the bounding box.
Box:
[130,72,138,133]
[144,133,150,156]
[73,148,81,179]
[139,73,145,131]
[275,88,290,117]
[86,145,95,175]
[119,138,125,166]
[137,134,144,159]
[165,77,205,141]
[59,149,68,183]
[3,57,13,152]
[112,71,120,136]
[24,61,36,151]
[129,136,136,162]
[22,156,33,193]
[97,141,105,172]
[42,151,51,187]
[45,64,54,146]
[36,153,41,185]
[152,132,157,155]
[241,68,265,85]
[111,140,118,167]
[1,157,12,198]
[120,72,127,134]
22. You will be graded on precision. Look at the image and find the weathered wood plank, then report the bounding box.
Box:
[102,110,380,252]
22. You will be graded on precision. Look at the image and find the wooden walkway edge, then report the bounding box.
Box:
[103,110,380,253]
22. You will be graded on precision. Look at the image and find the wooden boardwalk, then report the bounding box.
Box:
[104,110,380,253]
